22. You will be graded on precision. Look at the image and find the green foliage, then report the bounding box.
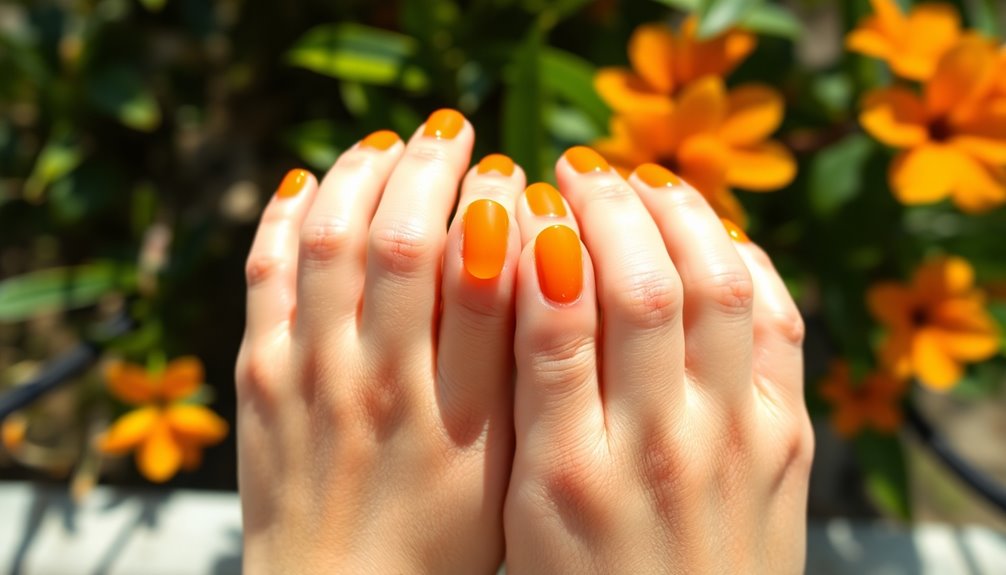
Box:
[856,433,912,521]
[0,263,136,322]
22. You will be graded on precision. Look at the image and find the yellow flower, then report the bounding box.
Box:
[594,76,796,223]
[846,0,962,81]
[819,361,907,438]
[594,17,755,114]
[859,37,1006,212]
[98,357,228,483]
[868,256,1001,391]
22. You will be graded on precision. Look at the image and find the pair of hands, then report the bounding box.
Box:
[236,109,813,574]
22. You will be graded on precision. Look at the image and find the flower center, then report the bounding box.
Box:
[910,306,929,327]
[928,117,952,142]
[658,155,681,174]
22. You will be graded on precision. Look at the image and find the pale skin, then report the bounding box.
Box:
[236,109,814,573]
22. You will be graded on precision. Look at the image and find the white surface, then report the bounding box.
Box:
[1,481,1005,574]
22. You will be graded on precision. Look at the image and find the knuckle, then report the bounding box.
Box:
[369,220,439,275]
[769,311,806,346]
[406,144,450,165]
[235,348,275,398]
[692,268,754,316]
[590,182,636,204]
[525,335,597,397]
[465,185,513,206]
[300,217,354,264]
[610,270,682,330]
[244,254,286,288]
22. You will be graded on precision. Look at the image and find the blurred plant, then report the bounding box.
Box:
[97,356,228,483]
[819,361,907,438]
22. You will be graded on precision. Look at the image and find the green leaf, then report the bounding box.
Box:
[967,0,1000,36]
[809,134,876,217]
[88,67,162,132]
[740,3,802,39]
[139,0,167,12]
[503,27,545,182]
[0,263,137,322]
[697,0,759,38]
[650,0,700,10]
[283,120,346,172]
[541,48,611,131]
[855,432,912,520]
[23,137,84,203]
[286,23,429,92]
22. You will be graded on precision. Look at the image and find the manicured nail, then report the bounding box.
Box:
[361,130,400,150]
[276,169,309,198]
[564,146,610,173]
[423,108,465,140]
[525,182,567,217]
[636,163,680,187]
[535,225,583,304]
[463,199,509,280]
[477,154,515,176]
[721,218,750,243]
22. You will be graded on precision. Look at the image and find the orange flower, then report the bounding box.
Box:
[594,17,755,114]
[846,0,962,81]
[594,76,796,223]
[859,38,1006,212]
[819,361,907,438]
[98,357,228,483]
[868,256,1001,391]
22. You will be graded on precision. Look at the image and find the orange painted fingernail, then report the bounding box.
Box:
[361,130,400,150]
[564,146,610,173]
[423,108,464,139]
[535,225,583,304]
[276,169,309,198]
[477,154,515,176]
[463,199,509,280]
[721,218,750,243]
[635,163,680,187]
[525,182,567,217]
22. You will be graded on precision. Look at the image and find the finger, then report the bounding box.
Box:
[360,109,474,353]
[514,224,605,458]
[629,163,755,409]
[555,148,686,427]
[725,220,805,407]
[244,169,318,346]
[294,130,404,342]
[437,154,525,423]
[515,182,579,247]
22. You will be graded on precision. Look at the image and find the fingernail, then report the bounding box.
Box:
[535,225,583,304]
[361,130,400,150]
[463,199,509,280]
[564,146,610,174]
[525,182,567,217]
[721,218,750,243]
[276,169,309,198]
[423,108,464,140]
[635,163,680,188]
[477,154,515,176]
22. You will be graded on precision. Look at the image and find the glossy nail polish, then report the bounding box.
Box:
[721,218,750,243]
[636,163,680,187]
[423,108,465,140]
[464,199,509,280]
[477,154,515,176]
[535,225,583,304]
[524,183,567,217]
[564,146,610,173]
[276,169,309,198]
[361,130,401,150]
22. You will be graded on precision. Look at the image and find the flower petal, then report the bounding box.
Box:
[950,158,1006,214]
[105,361,158,405]
[98,406,159,454]
[725,141,797,191]
[161,356,204,401]
[931,328,1000,362]
[678,134,730,198]
[677,17,756,83]
[719,84,784,147]
[914,256,974,301]
[859,88,928,148]
[594,69,674,115]
[845,23,893,60]
[931,295,997,332]
[879,329,913,380]
[926,36,997,120]
[866,282,914,329]
[912,329,963,391]
[899,3,961,80]
[180,444,203,472]
[870,0,906,38]
[707,186,748,226]
[673,76,727,140]
[831,408,863,438]
[594,117,654,172]
[622,109,677,158]
[628,24,675,95]
[165,404,229,445]
[888,145,959,204]
[137,419,183,483]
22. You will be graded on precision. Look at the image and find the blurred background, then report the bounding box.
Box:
[1,0,1005,560]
